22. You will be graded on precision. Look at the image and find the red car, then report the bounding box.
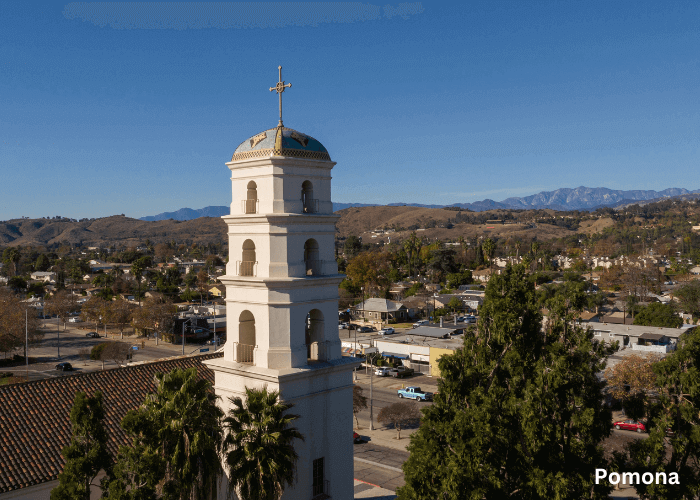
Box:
[613,420,646,433]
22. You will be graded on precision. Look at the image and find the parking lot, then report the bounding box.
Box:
[1,318,220,382]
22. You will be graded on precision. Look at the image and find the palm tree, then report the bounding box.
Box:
[223,387,304,500]
[105,368,223,500]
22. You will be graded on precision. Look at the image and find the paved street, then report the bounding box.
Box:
[2,318,218,381]
[350,371,437,494]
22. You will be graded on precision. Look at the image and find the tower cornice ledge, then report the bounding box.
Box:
[218,274,344,288]
[203,356,360,385]
[221,213,340,224]
[226,156,337,170]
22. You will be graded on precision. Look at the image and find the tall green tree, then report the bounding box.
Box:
[633,302,683,328]
[51,391,111,500]
[223,386,304,500]
[104,367,223,500]
[622,327,700,499]
[673,280,700,322]
[398,265,614,500]
[481,237,495,272]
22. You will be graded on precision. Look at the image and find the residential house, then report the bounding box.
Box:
[590,323,693,353]
[351,298,409,322]
[208,285,225,298]
[29,271,56,283]
[400,296,428,319]
[472,268,496,283]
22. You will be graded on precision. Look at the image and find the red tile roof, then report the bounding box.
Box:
[0,353,223,494]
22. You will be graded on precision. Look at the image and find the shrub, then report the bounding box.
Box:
[90,343,108,360]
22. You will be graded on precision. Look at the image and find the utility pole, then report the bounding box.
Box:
[57,315,60,359]
[25,309,28,380]
[213,310,217,349]
[182,320,186,355]
[369,352,376,431]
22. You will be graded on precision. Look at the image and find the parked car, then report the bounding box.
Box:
[85,332,100,338]
[398,386,433,401]
[339,322,349,329]
[378,327,395,336]
[68,317,80,323]
[55,362,73,372]
[389,366,415,378]
[375,367,391,377]
[456,316,465,323]
[412,320,428,328]
[613,420,646,433]
[353,432,362,444]
[356,326,374,333]
[465,315,477,324]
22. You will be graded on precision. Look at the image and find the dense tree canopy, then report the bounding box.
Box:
[398,265,614,500]
[633,302,683,328]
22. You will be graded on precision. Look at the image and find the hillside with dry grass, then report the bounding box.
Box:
[0,205,635,249]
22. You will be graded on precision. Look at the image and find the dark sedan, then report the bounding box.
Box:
[55,362,73,372]
[85,332,100,338]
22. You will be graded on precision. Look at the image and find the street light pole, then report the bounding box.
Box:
[213,310,217,349]
[57,315,60,359]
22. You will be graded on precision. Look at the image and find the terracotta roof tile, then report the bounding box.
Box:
[0,353,222,494]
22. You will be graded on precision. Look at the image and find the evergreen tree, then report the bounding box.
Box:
[633,302,684,328]
[398,264,614,500]
[51,391,111,500]
[621,327,700,499]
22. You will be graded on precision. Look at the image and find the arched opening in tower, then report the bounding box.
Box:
[305,309,325,362]
[301,180,317,213]
[240,239,256,276]
[238,310,256,364]
[304,238,320,275]
[245,180,258,214]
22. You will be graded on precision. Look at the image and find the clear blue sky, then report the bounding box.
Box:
[2,1,699,220]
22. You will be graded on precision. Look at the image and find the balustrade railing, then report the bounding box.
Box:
[236,261,257,277]
[305,259,323,276]
[312,479,330,499]
[235,343,256,364]
[307,341,329,362]
[241,199,259,214]
[302,198,319,214]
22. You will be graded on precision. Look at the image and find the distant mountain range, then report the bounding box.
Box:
[139,186,700,221]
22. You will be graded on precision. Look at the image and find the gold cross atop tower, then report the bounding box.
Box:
[270,65,292,127]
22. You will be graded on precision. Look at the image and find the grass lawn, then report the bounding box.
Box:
[391,322,415,329]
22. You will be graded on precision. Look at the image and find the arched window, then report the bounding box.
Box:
[244,181,258,214]
[239,239,256,276]
[304,238,320,275]
[237,310,255,364]
[301,180,317,213]
[305,309,325,361]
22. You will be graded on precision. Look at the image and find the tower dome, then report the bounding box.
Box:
[231,126,330,162]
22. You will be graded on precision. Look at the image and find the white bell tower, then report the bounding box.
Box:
[206,67,360,500]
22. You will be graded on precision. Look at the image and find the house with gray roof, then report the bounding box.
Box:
[351,298,408,322]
